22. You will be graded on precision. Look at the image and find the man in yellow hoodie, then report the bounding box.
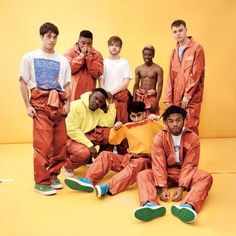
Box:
[64,101,164,197]
[64,88,116,177]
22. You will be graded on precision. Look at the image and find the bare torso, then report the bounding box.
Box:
[136,63,162,90]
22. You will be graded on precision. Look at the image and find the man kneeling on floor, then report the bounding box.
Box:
[134,105,213,223]
[63,88,116,177]
[64,101,164,197]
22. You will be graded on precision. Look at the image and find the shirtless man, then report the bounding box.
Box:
[133,45,163,115]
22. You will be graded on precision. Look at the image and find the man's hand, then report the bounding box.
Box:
[171,186,185,202]
[80,45,91,56]
[160,187,170,202]
[114,121,123,130]
[27,105,37,118]
[147,114,160,121]
[89,146,98,158]
[181,96,190,109]
[62,102,70,115]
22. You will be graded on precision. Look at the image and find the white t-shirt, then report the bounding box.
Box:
[102,57,132,92]
[171,132,183,163]
[19,49,71,91]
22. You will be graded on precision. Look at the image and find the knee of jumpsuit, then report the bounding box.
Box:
[137,169,153,182]
[68,145,91,164]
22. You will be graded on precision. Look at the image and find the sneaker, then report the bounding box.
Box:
[171,203,197,223]
[34,184,57,196]
[95,184,109,197]
[134,202,166,222]
[64,177,94,192]
[51,178,63,189]
[63,168,75,177]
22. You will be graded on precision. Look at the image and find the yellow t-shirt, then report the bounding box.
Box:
[109,119,164,154]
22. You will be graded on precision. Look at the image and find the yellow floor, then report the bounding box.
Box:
[0,139,236,236]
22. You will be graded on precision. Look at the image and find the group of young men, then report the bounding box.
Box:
[19,19,212,224]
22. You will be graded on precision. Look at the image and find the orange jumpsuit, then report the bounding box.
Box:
[85,119,164,195]
[65,127,112,169]
[135,88,159,115]
[137,128,213,212]
[64,44,103,100]
[113,89,130,154]
[164,37,205,135]
[113,89,129,123]
[31,88,68,185]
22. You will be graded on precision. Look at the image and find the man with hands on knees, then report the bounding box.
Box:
[63,88,116,177]
[134,105,213,223]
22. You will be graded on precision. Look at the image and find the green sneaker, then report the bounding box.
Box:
[34,184,57,196]
[134,203,166,222]
[171,204,197,223]
[51,178,63,189]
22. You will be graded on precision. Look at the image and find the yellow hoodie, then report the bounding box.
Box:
[66,92,116,148]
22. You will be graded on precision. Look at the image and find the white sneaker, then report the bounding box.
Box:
[63,168,75,177]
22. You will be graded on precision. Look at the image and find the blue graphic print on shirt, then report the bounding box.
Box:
[34,58,62,90]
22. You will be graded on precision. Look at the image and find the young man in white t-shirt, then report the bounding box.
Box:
[99,36,132,154]
[19,22,71,196]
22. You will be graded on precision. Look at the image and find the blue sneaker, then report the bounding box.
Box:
[64,177,94,192]
[95,184,109,197]
[171,203,197,223]
[134,202,166,222]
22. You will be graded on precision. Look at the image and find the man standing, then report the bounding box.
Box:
[99,36,132,124]
[133,45,163,115]
[164,20,205,135]
[63,88,116,177]
[65,30,103,100]
[19,22,71,195]
[134,105,213,223]
[99,36,132,154]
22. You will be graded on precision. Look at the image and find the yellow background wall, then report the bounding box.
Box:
[0,0,235,143]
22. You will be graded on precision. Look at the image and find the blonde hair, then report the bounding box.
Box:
[142,44,155,56]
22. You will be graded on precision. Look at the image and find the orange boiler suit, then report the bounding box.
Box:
[31,88,68,185]
[64,44,103,100]
[137,128,213,213]
[135,88,159,115]
[113,89,129,124]
[85,119,164,195]
[164,37,205,135]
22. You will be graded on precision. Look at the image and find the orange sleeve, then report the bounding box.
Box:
[108,126,126,145]
[164,50,175,104]
[85,52,103,79]
[151,132,168,187]
[64,48,85,75]
[184,45,205,100]
[179,135,200,189]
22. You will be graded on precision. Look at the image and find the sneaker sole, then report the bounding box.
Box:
[64,178,94,192]
[171,205,197,223]
[95,185,103,197]
[51,184,63,190]
[134,206,166,222]
[34,188,57,196]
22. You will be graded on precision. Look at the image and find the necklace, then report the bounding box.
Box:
[143,64,154,72]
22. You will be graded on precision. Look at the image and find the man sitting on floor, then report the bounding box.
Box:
[134,105,213,223]
[64,101,164,197]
